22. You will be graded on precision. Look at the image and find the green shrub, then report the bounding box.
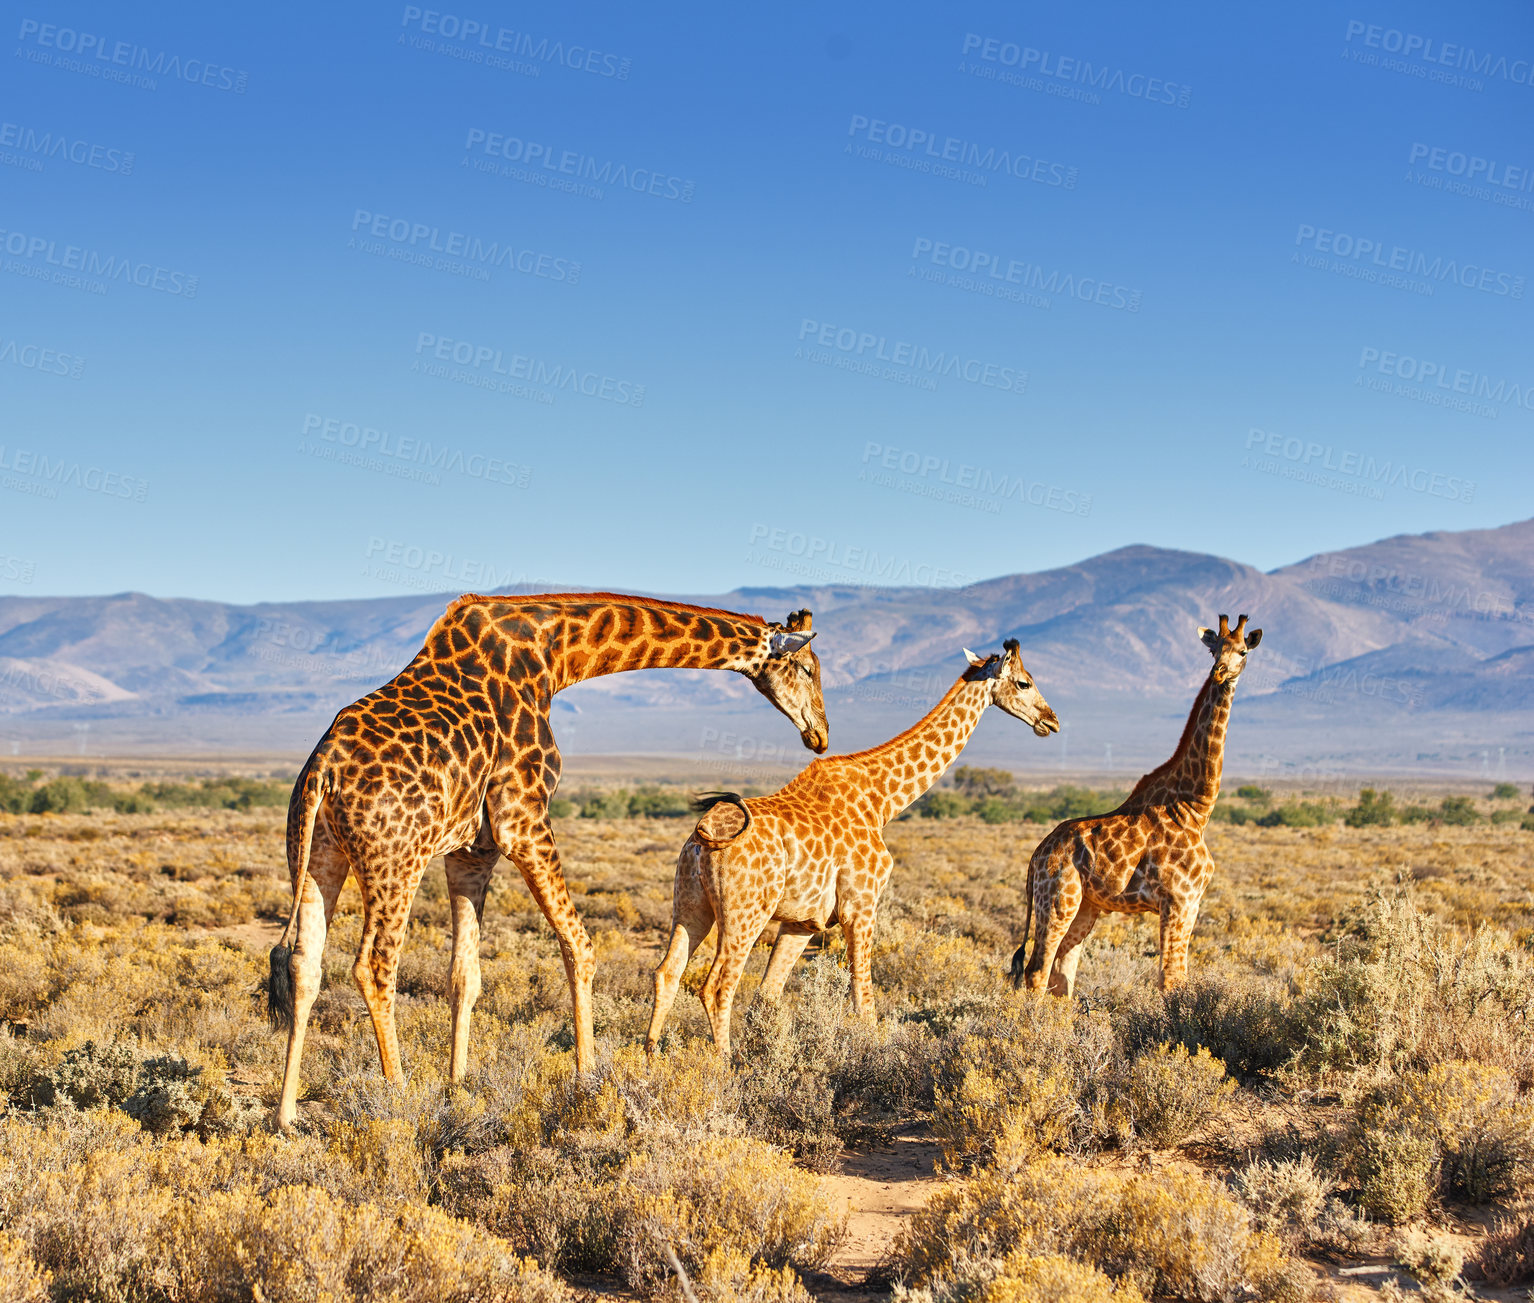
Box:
[1437,796,1479,826]
[1255,802,1331,828]
[952,767,1017,800]
[628,787,692,818]
[1353,1128,1437,1224]
[1235,785,1271,802]
[1344,788,1396,827]
[1491,783,1521,801]
[975,797,1025,825]
[574,789,632,819]
[915,790,972,819]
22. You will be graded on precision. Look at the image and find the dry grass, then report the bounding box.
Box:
[0,785,1531,1300]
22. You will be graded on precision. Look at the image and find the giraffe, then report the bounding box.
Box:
[1008,614,1262,998]
[646,640,1060,1056]
[268,593,827,1129]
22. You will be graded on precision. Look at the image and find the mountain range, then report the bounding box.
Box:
[1,518,1530,781]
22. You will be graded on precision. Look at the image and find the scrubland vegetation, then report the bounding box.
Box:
[0,765,1531,1301]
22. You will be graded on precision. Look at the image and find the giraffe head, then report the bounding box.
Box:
[748,608,829,753]
[1198,613,1263,684]
[962,639,1061,737]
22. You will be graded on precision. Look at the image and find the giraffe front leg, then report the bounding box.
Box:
[1157,895,1201,993]
[445,845,498,1082]
[756,926,814,1003]
[498,814,597,1073]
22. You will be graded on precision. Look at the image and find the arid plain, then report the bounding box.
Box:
[1,760,1532,1303]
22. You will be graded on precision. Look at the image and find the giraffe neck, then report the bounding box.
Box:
[543,599,770,690]
[852,677,991,825]
[422,595,771,695]
[1128,672,1234,821]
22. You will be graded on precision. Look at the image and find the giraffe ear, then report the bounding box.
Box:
[1245,628,1262,649]
[1199,626,1221,653]
[769,629,815,657]
[963,647,985,667]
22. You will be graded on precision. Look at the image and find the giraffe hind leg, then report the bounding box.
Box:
[351,850,433,1087]
[445,845,498,1082]
[1048,904,1100,998]
[1023,861,1082,996]
[275,827,349,1130]
[647,848,716,1053]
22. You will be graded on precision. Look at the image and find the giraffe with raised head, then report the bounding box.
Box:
[646,640,1060,1056]
[1009,614,1262,997]
[268,594,827,1129]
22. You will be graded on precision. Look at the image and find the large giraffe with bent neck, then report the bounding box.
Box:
[647,640,1060,1056]
[1009,614,1262,997]
[269,594,826,1129]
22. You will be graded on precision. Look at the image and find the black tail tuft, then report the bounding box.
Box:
[268,944,295,1032]
[1007,945,1028,990]
[690,790,742,815]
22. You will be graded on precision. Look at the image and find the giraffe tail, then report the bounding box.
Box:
[269,756,329,1031]
[1008,858,1035,989]
[690,791,752,850]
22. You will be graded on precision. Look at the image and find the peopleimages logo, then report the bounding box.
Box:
[0,227,197,296]
[348,210,580,284]
[1359,347,1534,408]
[796,319,1027,394]
[462,129,694,202]
[15,19,248,91]
[846,115,1078,188]
[1344,20,1533,86]
[910,237,1141,312]
[0,122,133,174]
[399,7,631,79]
[1242,428,1475,503]
[413,333,646,406]
[1293,225,1524,298]
[959,33,1191,107]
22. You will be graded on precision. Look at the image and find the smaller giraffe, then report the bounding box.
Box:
[647,641,1060,1056]
[1009,614,1262,997]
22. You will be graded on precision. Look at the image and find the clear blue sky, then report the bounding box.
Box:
[2,0,1529,603]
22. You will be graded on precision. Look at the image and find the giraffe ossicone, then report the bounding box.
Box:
[646,641,1060,1057]
[267,592,829,1130]
[1009,613,1262,997]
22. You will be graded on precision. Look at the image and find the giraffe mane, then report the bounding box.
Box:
[1122,670,1220,806]
[435,591,770,629]
[821,676,970,766]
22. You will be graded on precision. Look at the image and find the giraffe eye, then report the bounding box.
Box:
[1017,678,1031,690]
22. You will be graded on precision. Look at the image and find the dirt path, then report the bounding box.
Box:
[809,1133,945,1297]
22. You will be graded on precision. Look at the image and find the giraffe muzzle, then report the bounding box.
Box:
[1033,708,1061,738]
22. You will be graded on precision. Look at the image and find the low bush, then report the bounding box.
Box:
[1475,1215,1534,1287]
[893,1151,1308,1303]
[1345,788,1396,827]
[1123,1043,1233,1148]
[1292,882,1534,1084]
[931,997,1125,1168]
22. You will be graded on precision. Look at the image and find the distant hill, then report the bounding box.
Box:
[1,519,1530,779]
